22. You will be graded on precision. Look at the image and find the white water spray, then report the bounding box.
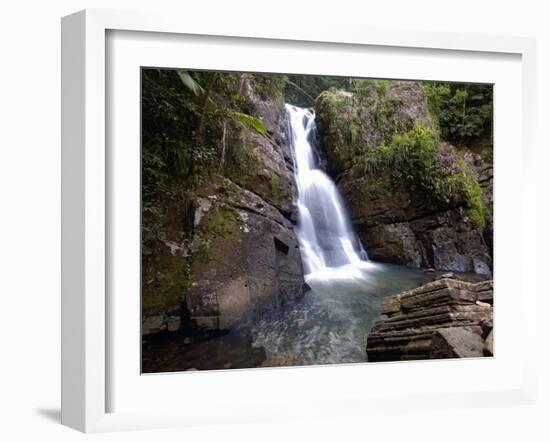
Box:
[286,104,369,282]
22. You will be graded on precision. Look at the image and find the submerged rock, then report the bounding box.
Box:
[261,352,305,367]
[366,278,493,361]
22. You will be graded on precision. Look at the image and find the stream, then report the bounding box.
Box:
[247,105,432,365]
[142,105,435,372]
[247,262,431,365]
[142,262,432,372]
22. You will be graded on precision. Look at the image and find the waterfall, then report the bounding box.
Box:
[286,104,369,282]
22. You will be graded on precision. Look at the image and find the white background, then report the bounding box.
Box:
[0,0,548,441]
[109,30,524,416]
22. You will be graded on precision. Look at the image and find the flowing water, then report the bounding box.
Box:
[286,104,368,277]
[142,105,433,372]
[244,105,431,365]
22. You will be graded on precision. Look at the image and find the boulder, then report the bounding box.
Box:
[186,177,304,331]
[367,278,493,361]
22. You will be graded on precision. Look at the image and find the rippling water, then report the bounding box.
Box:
[142,105,435,372]
[243,262,431,365]
[142,262,432,372]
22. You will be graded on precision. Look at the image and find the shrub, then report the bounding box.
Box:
[248,73,288,100]
[361,124,440,187]
[422,82,493,145]
[360,124,486,227]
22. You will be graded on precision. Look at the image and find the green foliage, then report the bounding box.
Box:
[463,174,485,227]
[314,89,357,170]
[316,90,354,144]
[141,69,280,315]
[315,80,406,173]
[352,79,376,96]
[248,73,287,100]
[176,70,205,96]
[141,69,216,186]
[360,124,486,227]
[361,125,440,188]
[142,69,273,189]
[375,79,389,95]
[226,110,267,135]
[284,75,352,107]
[284,75,399,108]
[422,82,493,144]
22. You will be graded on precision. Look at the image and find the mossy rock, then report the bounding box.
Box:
[315,81,432,176]
[142,247,191,318]
[315,89,357,173]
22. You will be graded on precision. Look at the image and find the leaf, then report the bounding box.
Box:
[227,110,268,135]
[176,70,204,96]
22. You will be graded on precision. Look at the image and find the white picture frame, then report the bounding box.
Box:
[61,9,537,433]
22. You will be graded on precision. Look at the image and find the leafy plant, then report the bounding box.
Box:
[360,124,486,226]
[248,73,288,100]
[284,74,352,107]
[176,70,205,96]
[422,82,493,145]
[226,110,267,135]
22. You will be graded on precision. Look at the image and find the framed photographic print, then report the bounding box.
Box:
[61,9,537,432]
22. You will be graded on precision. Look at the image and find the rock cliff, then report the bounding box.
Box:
[315,81,493,275]
[142,74,304,335]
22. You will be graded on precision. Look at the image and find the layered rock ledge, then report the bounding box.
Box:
[366,278,493,361]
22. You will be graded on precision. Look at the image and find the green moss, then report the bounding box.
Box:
[421,82,446,131]
[315,83,406,172]
[142,252,191,316]
[445,155,486,227]
[270,172,282,204]
[193,205,243,268]
[226,138,261,179]
[315,89,359,170]
[358,123,486,227]
[464,176,485,227]
[200,206,242,238]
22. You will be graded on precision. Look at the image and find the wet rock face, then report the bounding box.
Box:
[142,77,304,335]
[366,278,493,361]
[181,82,304,332]
[315,81,493,275]
[341,174,492,274]
[230,130,295,216]
[187,178,304,331]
